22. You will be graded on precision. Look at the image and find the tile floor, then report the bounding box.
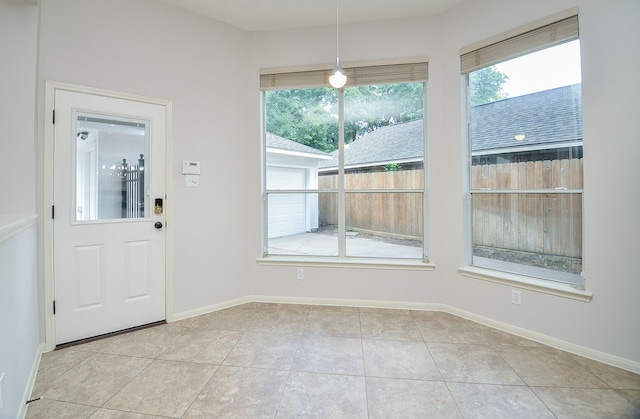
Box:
[27,303,640,418]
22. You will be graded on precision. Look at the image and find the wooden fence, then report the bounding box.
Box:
[318,158,582,257]
[318,170,424,240]
[471,159,582,258]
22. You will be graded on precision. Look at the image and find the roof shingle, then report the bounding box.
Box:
[471,84,582,152]
[318,84,582,169]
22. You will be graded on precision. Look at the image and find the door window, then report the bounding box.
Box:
[75,114,149,221]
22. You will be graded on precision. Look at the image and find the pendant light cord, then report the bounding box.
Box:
[329,0,347,88]
[336,0,340,59]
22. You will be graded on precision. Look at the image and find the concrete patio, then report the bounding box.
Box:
[268,232,582,286]
[268,232,424,259]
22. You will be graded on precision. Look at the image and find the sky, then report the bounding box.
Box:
[495,39,581,98]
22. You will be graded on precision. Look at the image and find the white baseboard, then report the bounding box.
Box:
[171,295,640,375]
[445,306,640,374]
[171,295,254,322]
[18,343,44,419]
[246,294,448,312]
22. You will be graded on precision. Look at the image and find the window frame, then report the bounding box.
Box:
[459,9,591,301]
[258,60,433,270]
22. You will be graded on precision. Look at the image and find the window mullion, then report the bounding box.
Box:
[337,89,346,257]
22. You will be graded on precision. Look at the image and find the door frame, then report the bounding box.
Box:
[43,81,173,351]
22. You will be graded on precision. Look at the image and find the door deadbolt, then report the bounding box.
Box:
[154,198,164,214]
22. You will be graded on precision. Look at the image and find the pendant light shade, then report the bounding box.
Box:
[329,57,347,89]
[329,0,347,89]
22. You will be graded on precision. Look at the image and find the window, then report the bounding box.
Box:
[261,61,428,263]
[462,15,584,286]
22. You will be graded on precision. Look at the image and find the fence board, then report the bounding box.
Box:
[319,171,424,239]
[318,159,582,257]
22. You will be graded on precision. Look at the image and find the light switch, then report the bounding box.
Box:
[185,174,199,187]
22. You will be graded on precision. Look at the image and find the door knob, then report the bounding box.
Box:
[154,221,163,229]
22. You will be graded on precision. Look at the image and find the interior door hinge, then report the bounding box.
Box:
[52,205,55,219]
[53,300,56,315]
[52,109,55,124]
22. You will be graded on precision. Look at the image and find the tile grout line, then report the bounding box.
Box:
[273,307,310,419]
[28,303,640,418]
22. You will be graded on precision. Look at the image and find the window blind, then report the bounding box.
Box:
[460,15,578,74]
[260,61,428,90]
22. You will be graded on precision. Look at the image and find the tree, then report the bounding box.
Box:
[265,82,424,152]
[344,83,423,143]
[469,66,509,106]
[265,88,339,152]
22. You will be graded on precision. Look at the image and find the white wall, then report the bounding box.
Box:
[0,224,39,419]
[37,0,257,315]
[0,1,41,417]
[0,0,38,215]
[250,0,640,368]
[32,0,640,374]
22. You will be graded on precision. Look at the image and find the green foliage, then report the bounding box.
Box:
[344,84,423,143]
[265,88,339,153]
[265,82,424,153]
[383,163,401,172]
[469,66,509,106]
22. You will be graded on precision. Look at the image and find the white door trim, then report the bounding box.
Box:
[43,80,173,351]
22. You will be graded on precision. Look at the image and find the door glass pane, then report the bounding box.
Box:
[75,113,148,221]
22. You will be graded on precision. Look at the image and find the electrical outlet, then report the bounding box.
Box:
[296,269,304,280]
[511,290,522,305]
[0,372,5,409]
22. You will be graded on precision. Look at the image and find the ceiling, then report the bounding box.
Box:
[158,0,470,32]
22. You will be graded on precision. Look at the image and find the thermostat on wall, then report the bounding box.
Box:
[182,160,201,175]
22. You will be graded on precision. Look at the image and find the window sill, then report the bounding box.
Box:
[458,265,592,302]
[257,255,435,271]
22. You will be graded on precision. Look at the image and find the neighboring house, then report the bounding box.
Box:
[471,84,582,164]
[318,119,424,175]
[318,84,582,174]
[265,133,332,237]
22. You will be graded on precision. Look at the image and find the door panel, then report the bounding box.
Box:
[125,240,151,300]
[54,90,166,345]
[74,244,103,309]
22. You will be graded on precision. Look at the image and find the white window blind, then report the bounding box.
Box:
[260,61,428,90]
[460,15,578,74]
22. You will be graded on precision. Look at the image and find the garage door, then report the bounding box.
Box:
[267,166,307,238]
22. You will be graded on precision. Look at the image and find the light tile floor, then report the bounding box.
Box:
[27,303,640,418]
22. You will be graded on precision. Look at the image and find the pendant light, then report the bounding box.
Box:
[329,0,347,89]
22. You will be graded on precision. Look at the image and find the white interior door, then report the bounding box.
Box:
[53,90,167,345]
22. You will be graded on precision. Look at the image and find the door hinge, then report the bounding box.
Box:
[53,300,56,315]
[52,109,55,124]
[52,205,55,219]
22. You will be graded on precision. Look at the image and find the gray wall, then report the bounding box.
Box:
[0,0,38,215]
[1,3,637,415]
[37,0,256,315]
[38,0,640,367]
[250,0,640,366]
[0,1,40,417]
